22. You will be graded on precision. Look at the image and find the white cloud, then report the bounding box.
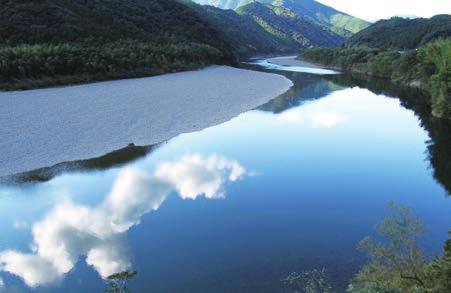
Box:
[104,168,171,233]
[277,108,347,128]
[310,111,346,128]
[0,252,61,288]
[155,154,246,199]
[317,0,451,22]
[276,110,305,125]
[85,236,131,279]
[0,154,246,288]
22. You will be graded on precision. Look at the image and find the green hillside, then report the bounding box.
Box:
[192,0,370,36]
[236,2,344,49]
[274,0,370,36]
[345,15,451,49]
[182,1,294,55]
[0,0,235,89]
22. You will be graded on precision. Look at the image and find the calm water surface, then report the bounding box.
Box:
[0,61,450,292]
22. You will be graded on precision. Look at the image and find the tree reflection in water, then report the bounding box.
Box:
[326,73,451,196]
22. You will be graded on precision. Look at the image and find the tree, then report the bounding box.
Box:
[282,268,334,293]
[105,270,137,293]
[348,203,427,292]
[423,231,451,292]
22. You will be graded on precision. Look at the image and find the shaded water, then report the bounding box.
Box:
[0,61,450,292]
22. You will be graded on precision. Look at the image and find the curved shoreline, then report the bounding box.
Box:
[267,56,321,68]
[0,66,292,177]
[246,56,339,75]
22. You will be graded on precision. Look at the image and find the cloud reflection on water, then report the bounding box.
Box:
[275,94,348,128]
[276,108,347,128]
[0,154,246,288]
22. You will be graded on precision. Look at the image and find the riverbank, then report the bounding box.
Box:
[247,56,338,75]
[0,66,292,176]
[0,41,234,91]
[267,56,321,68]
[297,39,451,119]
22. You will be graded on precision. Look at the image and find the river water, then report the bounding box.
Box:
[0,60,449,292]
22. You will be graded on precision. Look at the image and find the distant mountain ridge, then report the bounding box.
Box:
[345,14,451,49]
[183,0,345,56]
[236,2,344,48]
[182,0,294,55]
[192,0,370,36]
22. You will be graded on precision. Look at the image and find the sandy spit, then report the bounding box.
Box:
[268,56,321,68]
[0,66,292,176]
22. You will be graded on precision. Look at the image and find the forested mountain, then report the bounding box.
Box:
[0,0,235,89]
[345,14,451,49]
[236,2,344,48]
[182,1,294,55]
[0,0,234,50]
[192,0,370,36]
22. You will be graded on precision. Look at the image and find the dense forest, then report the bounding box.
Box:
[0,0,236,89]
[345,14,451,49]
[281,205,451,293]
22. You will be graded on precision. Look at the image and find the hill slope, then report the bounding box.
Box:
[236,2,344,48]
[345,15,451,49]
[182,1,294,55]
[0,0,235,89]
[1,0,232,49]
[192,0,370,36]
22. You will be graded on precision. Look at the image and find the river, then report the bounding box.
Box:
[0,58,449,292]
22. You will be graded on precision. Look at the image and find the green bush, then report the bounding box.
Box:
[420,39,451,118]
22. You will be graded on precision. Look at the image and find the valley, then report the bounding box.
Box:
[0,1,450,292]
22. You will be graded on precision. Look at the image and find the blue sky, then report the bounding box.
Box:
[317,0,451,22]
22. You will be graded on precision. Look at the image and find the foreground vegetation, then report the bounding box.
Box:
[298,39,451,119]
[283,204,451,293]
[105,271,137,293]
[347,204,451,293]
[104,204,450,292]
